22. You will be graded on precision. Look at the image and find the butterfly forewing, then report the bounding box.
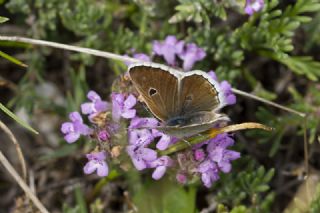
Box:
[129,65,180,121]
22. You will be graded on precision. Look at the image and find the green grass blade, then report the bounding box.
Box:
[0,103,39,134]
[0,51,27,67]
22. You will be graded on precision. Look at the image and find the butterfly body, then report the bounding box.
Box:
[128,62,229,137]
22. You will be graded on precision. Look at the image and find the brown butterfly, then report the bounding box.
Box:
[128,62,230,137]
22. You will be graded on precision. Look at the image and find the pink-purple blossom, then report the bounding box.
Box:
[111,93,137,122]
[83,151,109,177]
[61,111,92,143]
[81,90,110,121]
[178,43,206,71]
[153,35,184,66]
[245,0,264,15]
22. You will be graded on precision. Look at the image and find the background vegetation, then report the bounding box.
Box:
[0,0,320,212]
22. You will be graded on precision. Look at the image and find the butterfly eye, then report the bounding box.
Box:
[149,88,157,96]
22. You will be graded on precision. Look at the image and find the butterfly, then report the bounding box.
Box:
[128,62,230,138]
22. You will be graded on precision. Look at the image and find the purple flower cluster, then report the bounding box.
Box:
[153,35,206,71]
[60,35,241,187]
[245,0,264,15]
[127,117,174,179]
[197,134,240,187]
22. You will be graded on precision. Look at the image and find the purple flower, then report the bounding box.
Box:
[61,112,92,143]
[129,117,159,129]
[127,145,157,170]
[81,91,110,120]
[129,117,173,151]
[220,81,236,105]
[152,129,173,150]
[83,151,109,177]
[111,93,137,122]
[128,129,154,146]
[148,156,173,180]
[194,149,205,161]
[197,159,220,188]
[178,43,206,71]
[176,173,187,184]
[245,0,264,15]
[98,129,110,142]
[125,53,151,66]
[208,70,218,81]
[207,70,237,105]
[127,128,158,170]
[153,35,184,66]
[207,133,240,173]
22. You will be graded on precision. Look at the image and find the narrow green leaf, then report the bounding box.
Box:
[0,51,28,67]
[0,103,39,134]
[0,16,9,23]
[74,187,88,213]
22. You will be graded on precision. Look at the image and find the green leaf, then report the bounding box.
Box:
[75,187,88,213]
[0,51,28,67]
[0,103,39,134]
[0,16,9,23]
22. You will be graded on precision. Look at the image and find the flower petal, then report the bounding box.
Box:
[87,90,101,101]
[83,161,97,174]
[61,122,73,134]
[81,102,94,114]
[152,166,166,180]
[96,161,109,176]
[64,132,80,143]
[124,95,137,109]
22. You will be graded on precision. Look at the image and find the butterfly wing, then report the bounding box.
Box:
[179,71,226,115]
[128,63,180,121]
[157,112,230,138]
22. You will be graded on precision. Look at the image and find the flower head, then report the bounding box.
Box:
[153,35,184,66]
[61,111,92,143]
[207,133,240,173]
[83,151,109,177]
[178,43,206,71]
[111,93,137,122]
[245,0,264,15]
[81,91,110,121]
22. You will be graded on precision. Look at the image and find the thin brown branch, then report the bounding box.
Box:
[0,151,50,213]
[0,119,27,181]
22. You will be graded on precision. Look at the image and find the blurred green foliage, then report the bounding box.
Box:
[1,0,320,212]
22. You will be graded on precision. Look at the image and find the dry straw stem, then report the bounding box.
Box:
[0,151,50,213]
[0,35,306,118]
[0,119,27,181]
[208,122,273,139]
